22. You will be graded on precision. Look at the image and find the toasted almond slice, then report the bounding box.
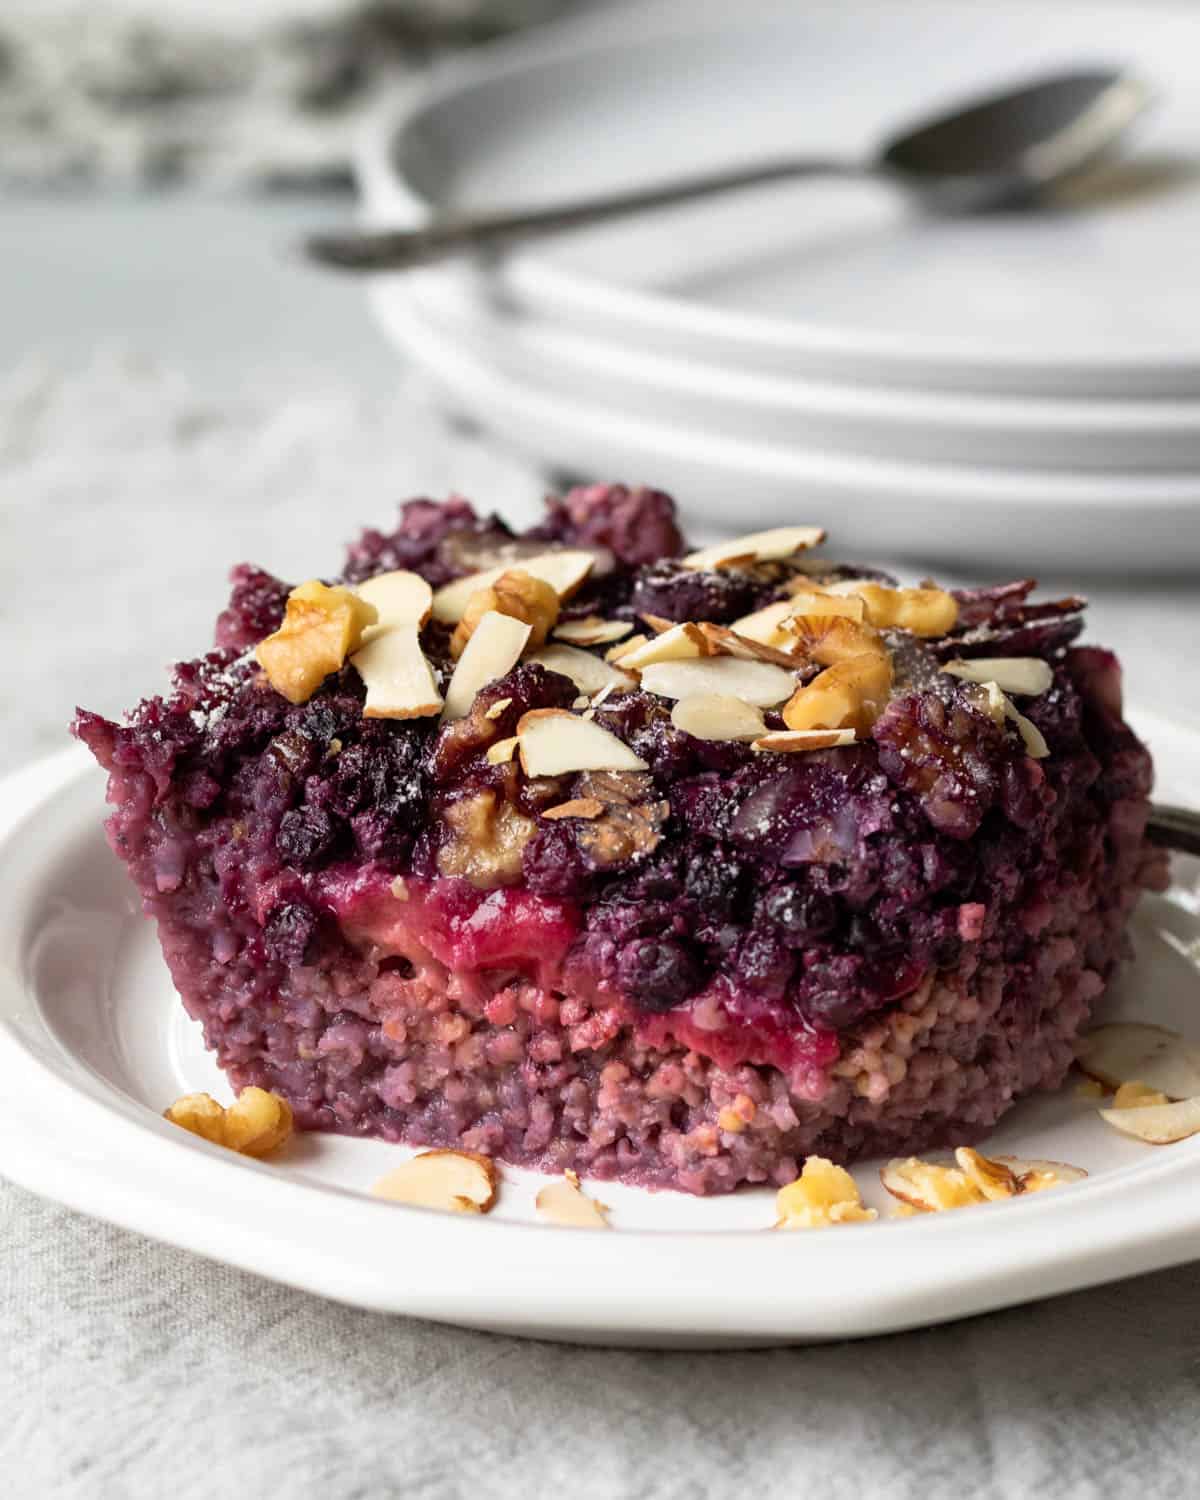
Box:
[1112,1081,1171,1109]
[617,622,712,670]
[372,1148,499,1213]
[516,708,647,776]
[638,612,680,635]
[682,525,826,572]
[670,694,767,743]
[942,657,1053,697]
[786,589,866,622]
[535,1174,611,1228]
[640,657,796,706]
[542,797,605,821]
[954,1147,1020,1201]
[695,622,803,668]
[485,735,518,765]
[1076,1023,1200,1100]
[431,550,595,624]
[527,643,636,697]
[879,1157,981,1212]
[441,610,531,722]
[552,616,633,647]
[606,633,648,664]
[753,728,857,753]
[355,569,433,638]
[728,598,796,645]
[485,696,513,720]
[1098,1096,1200,1145]
[992,1156,1088,1192]
[350,625,443,719]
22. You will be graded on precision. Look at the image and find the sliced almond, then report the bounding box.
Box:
[728,598,796,645]
[431,550,595,624]
[954,1147,1020,1202]
[1006,699,1048,757]
[1112,1081,1171,1109]
[638,613,681,635]
[1098,1096,1200,1145]
[526,643,636,697]
[752,729,856,753]
[670,694,767,743]
[682,525,826,572]
[542,797,605,821]
[617,622,712,670]
[786,588,866,622]
[440,610,531,722]
[695,622,803,668]
[1077,1023,1200,1101]
[350,625,443,719]
[640,657,796,706]
[942,657,1053,697]
[371,1148,499,1213]
[991,1156,1089,1191]
[606,633,648,664]
[516,708,647,776]
[484,696,513,720]
[535,1174,611,1229]
[880,1157,979,1212]
[355,569,433,638]
[485,735,518,765]
[552,616,633,647]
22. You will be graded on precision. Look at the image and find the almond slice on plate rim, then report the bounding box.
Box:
[670,694,767,743]
[355,568,433,639]
[1076,1023,1200,1100]
[440,610,531,722]
[431,549,595,624]
[1098,1096,1200,1144]
[526,643,636,697]
[350,624,443,719]
[516,708,648,776]
[942,656,1053,696]
[552,616,633,647]
[372,1149,499,1213]
[639,656,796,707]
[682,525,826,572]
[752,729,856,753]
[535,1172,611,1229]
[991,1156,1089,1192]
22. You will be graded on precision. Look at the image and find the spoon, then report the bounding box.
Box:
[307,68,1152,273]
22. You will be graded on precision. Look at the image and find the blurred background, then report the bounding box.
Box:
[2,0,1196,774]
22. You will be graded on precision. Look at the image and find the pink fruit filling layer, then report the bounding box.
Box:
[73,486,1168,1193]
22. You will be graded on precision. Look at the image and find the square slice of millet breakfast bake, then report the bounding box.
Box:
[75,484,1165,1193]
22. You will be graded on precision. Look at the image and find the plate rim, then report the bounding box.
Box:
[1,714,1199,1342]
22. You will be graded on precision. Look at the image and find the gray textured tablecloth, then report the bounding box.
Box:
[3,195,1200,1500]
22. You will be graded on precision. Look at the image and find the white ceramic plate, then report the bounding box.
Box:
[362,0,1200,396]
[372,289,1200,572]
[404,274,1200,472]
[2,716,1199,1348]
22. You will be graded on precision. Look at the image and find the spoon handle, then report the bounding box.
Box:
[1147,804,1200,859]
[305,156,862,271]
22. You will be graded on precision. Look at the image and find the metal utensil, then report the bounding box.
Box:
[1148,803,1200,858]
[307,69,1152,272]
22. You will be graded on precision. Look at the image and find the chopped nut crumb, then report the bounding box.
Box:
[542,797,605,821]
[485,697,513,720]
[775,1157,876,1229]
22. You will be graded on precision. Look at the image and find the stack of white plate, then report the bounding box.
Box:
[355,0,1200,570]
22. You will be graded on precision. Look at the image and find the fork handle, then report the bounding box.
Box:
[1147,804,1200,857]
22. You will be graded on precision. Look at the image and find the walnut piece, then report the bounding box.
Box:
[826,580,959,637]
[437,790,536,888]
[450,568,559,659]
[164,1087,293,1158]
[255,580,378,705]
[571,770,669,868]
[782,652,894,735]
[774,1157,876,1229]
